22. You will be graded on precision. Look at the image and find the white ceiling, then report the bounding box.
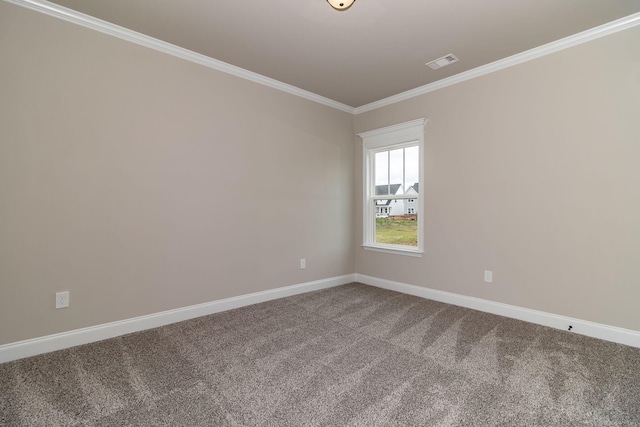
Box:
[39,0,640,108]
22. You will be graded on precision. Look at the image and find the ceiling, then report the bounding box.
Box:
[45,0,640,108]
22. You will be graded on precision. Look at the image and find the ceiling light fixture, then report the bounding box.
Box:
[327,0,355,11]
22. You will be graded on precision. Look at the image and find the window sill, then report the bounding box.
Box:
[361,244,424,257]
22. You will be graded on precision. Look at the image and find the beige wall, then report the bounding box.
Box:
[2,1,639,347]
[355,26,640,331]
[0,3,355,345]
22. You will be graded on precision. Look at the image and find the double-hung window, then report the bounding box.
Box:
[358,119,426,256]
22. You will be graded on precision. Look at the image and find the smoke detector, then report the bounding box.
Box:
[426,54,459,70]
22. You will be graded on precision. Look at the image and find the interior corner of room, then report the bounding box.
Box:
[1,0,640,365]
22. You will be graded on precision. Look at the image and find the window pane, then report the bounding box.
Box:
[374,151,388,190]
[373,145,419,244]
[405,145,419,193]
[374,206,418,247]
[389,148,404,193]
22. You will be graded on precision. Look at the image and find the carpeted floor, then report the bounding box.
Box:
[1,283,639,426]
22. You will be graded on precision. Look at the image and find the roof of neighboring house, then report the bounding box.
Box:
[375,184,401,196]
[406,183,419,194]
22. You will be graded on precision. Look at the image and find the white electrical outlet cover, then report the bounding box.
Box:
[56,291,70,309]
[484,270,493,283]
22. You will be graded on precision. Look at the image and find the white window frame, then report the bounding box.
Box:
[358,118,426,256]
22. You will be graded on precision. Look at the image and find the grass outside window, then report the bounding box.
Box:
[375,218,418,246]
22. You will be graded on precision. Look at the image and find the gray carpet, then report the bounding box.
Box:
[1,283,639,426]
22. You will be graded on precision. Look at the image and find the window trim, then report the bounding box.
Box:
[358,118,426,256]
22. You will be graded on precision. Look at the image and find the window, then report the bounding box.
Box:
[358,119,426,256]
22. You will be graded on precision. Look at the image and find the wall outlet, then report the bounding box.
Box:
[484,270,493,283]
[56,291,70,309]
[300,258,306,269]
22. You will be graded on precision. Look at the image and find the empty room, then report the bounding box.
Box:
[1,0,639,425]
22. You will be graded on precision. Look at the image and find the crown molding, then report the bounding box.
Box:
[3,0,356,114]
[5,0,639,115]
[354,11,640,114]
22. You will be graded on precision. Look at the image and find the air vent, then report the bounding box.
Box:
[426,54,459,70]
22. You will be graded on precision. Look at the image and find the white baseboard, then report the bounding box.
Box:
[0,274,355,364]
[355,274,640,349]
[4,273,637,364]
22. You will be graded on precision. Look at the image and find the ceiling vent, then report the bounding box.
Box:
[426,54,459,70]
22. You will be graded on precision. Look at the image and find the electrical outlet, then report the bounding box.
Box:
[300,258,306,269]
[56,291,70,309]
[484,270,493,283]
